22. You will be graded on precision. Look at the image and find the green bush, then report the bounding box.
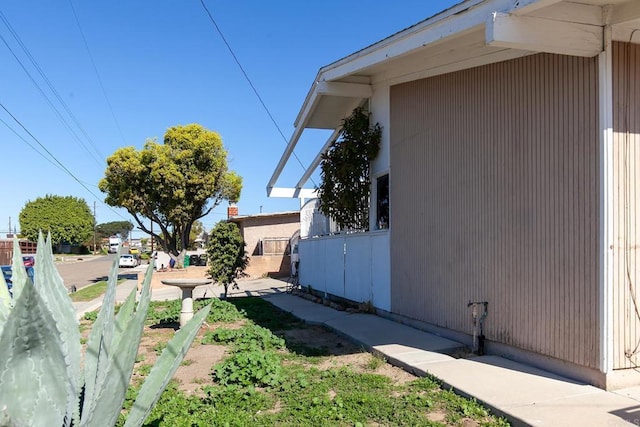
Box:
[201,323,285,351]
[212,350,284,387]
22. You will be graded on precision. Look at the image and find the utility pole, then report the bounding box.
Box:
[150,220,154,253]
[93,201,97,254]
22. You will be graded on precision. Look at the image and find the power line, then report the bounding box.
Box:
[198,0,317,188]
[0,101,129,221]
[0,17,104,167]
[0,116,64,171]
[68,0,127,146]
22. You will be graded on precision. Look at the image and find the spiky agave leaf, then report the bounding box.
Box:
[36,233,66,291]
[0,267,11,333]
[0,271,72,426]
[80,260,154,427]
[9,237,29,302]
[81,251,121,422]
[123,302,212,427]
[32,232,82,426]
[113,262,146,340]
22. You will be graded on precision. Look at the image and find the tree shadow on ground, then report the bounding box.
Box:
[225,296,361,358]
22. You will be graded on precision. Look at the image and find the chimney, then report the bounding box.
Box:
[227,203,238,219]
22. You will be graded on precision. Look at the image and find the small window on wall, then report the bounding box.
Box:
[376,174,389,230]
[261,238,290,255]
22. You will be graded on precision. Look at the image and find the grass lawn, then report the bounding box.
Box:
[82,297,510,426]
[70,278,126,302]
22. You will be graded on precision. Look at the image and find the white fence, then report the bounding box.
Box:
[298,231,390,311]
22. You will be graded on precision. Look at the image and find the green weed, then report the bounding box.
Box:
[212,350,284,388]
[228,297,303,330]
[365,352,387,370]
[136,363,152,377]
[83,310,98,322]
[201,323,285,351]
[145,297,245,325]
[113,297,509,427]
[153,341,167,355]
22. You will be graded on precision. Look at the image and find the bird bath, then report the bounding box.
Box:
[160,278,212,327]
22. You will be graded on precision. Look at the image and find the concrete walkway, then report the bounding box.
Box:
[74,275,640,426]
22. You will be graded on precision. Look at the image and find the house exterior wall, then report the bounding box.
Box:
[232,214,299,278]
[389,53,600,369]
[612,41,640,370]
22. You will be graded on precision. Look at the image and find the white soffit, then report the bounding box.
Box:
[305,82,372,129]
[267,0,640,199]
[486,12,603,57]
[610,1,640,41]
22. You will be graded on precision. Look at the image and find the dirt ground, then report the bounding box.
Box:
[77,295,461,424]
[129,267,418,391]
[126,316,417,397]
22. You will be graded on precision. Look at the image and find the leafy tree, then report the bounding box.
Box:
[19,195,94,249]
[99,124,242,258]
[318,107,381,231]
[206,221,248,299]
[96,220,134,240]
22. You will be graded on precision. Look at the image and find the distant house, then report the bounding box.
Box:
[267,0,640,390]
[228,210,300,278]
[0,239,36,265]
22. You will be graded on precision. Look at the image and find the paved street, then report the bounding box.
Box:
[56,253,139,290]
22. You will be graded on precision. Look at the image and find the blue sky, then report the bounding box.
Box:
[0,0,458,238]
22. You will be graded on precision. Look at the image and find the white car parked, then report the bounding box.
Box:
[119,254,138,268]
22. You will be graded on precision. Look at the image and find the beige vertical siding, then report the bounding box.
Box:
[390,53,600,368]
[612,42,640,369]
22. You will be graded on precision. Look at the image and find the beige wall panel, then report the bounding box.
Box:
[612,42,640,369]
[231,214,300,278]
[390,53,599,368]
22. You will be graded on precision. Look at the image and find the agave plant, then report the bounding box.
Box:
[0,234,211,427]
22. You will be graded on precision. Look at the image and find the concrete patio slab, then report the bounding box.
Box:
[422,356,598,408]
[325,312,465,354]
[507,390,640,427]
[265,293,352,324]
[372,344,455,371]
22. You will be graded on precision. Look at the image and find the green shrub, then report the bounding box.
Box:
[201,323,285,351]
[212,350,284,387]
[84,310,99,322]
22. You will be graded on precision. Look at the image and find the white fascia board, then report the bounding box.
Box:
[268,187,317,199]
[266,124,305,194]
[268,83,369,196]
[316,81,372,98]
[486,12,603,57]
[319,0,516,83]
[295,128,342,190]
[509,0,562,15]
[612,1,640,25]
[294,70,323,128]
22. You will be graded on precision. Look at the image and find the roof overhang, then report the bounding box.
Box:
[228,210,300,223]
[267,0,640,199]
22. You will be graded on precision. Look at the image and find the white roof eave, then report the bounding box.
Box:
[268,0,640,199]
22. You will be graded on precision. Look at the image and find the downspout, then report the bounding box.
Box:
[598,8,614,376]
